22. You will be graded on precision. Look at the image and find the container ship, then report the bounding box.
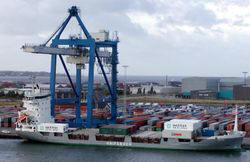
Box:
[15,86,246,151]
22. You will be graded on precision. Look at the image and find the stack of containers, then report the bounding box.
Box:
[132,108,144,116]
[219,122,228,131]
[239,121,249,131]
[201,128,214,137]
[243,122,250,137]
[155,121,164,131]
[147,117,159,126]
[209,122,220,131]
[116,118,125,124]
[11,117,17,128]
[201,120,208,128]
[124,116,149,129]
[139,125,152,131]
[3,117,11,127]
[99,124,136,135]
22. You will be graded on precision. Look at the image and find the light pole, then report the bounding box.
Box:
[122,65,129,115]
[243,72,248,85]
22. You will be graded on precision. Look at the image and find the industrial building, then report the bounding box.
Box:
[182,77,219,98]
[233,84,250,100]
[182,77,247,100]
[190,90,217,100]
[160,86,181,97]
[218,77,244,100]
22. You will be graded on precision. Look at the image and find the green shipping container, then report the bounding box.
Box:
[99,127,113,134]
[156,128,162,132]
[112,128,129,135]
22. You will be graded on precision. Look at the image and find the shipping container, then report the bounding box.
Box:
[201,128,214,137]
[11,117,17,124]
[156,121,164,129]
[162,130,195,139]
[245,131,250,138]
[226,123,234,131]
[99,124,134,135]
[11,123,16,128]
[139,125,151,131]
[219,122,228,130]
[201,120,208,128]
[38,123,68,133]
[99,127,113,134]
[164,119,202,131]
[245,123,250,132]
[147,119,158,126]
[3,123,10,127]
[209,122,220,130]
[155,128,163,132]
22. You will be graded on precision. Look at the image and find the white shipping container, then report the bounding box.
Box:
[164,119,201,131]
[162,130,194,139]
[38,123,68,133]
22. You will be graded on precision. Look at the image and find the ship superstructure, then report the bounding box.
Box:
[16,85,54,132]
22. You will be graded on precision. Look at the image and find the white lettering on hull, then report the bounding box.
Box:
[106,142,132,147]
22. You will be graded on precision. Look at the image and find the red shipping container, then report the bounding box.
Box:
[245,132,250,138]
[156,121,164,129]
[3,123,10,128]
[11,123,16,128]
[245,123,250,132]
[226,123,234,131]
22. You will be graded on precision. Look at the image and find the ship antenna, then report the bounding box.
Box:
[234,105,238,132]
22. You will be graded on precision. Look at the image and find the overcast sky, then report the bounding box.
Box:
[1,0,250,77]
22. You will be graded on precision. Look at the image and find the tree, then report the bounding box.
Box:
[6,91,17,98]
[0,91,4,97]
[148,86,154,95]
[137,88,142,95]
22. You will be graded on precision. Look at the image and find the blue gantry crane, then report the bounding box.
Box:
[22,6,119,128]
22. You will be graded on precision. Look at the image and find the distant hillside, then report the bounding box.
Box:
[0,71,65,77]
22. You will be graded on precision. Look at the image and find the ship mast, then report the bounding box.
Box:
[234,105,238,132]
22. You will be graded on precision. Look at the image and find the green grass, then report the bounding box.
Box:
[0,100,22,107]
[119,96,250,105]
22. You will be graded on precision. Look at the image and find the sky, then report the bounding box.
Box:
[1,0,250,77]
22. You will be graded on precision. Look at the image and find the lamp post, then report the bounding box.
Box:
[122,65,129,115]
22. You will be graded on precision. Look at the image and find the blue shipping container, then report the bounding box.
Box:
[202,128,214,137]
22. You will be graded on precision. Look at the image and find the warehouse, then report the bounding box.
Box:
[218,77,244,100]
[233,84,250,100]
[160,86,181,97]
[190,90,217,99]
[181,77,219,98]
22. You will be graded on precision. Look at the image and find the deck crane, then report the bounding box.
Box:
[21,6,119,128]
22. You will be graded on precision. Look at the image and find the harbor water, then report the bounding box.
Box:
[0,139,249,162]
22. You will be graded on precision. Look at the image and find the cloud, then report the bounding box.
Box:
[1,0,250,77]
